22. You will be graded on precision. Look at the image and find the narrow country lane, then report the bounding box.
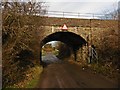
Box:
[36,55,118,88]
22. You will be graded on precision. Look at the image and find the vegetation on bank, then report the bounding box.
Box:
[6,66,43,88]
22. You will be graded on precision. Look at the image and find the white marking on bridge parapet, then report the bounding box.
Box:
[51,26,54,33]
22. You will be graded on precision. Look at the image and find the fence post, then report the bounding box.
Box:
[78,13,80,18]
[93,13,94,19]
[63,12,64,17]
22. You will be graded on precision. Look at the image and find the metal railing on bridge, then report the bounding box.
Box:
[34,10,117,20]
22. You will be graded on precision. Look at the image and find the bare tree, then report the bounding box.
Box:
[102,3,118,20]
[2,1,47,15]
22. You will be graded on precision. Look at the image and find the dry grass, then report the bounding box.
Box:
[6,65,43,88]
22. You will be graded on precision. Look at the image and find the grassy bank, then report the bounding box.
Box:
[7,65,43,88]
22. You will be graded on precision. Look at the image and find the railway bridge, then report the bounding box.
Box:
[24,16,118,65]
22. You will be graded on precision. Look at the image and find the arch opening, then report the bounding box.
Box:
[40,32,87,65]
[41,41,72,65]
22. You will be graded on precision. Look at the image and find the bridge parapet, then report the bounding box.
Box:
[42,25,91,42]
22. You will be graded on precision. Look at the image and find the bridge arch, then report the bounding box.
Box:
[40,31,87,64]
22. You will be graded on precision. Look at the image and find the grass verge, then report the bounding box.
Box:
[25,65,43,88]
[7,65,43,88]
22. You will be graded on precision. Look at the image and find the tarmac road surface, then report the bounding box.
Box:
[37,54,118,88]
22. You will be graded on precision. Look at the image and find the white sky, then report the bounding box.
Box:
[43,0,119,14]
[3,0,119,15]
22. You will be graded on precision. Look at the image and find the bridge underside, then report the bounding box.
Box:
[40,32,87,63]
[41,32,87,50]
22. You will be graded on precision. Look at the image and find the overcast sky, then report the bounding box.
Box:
[41,0,119,17]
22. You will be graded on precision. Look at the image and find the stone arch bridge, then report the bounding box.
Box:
[40,25,89,64]
[29,16,118,65]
